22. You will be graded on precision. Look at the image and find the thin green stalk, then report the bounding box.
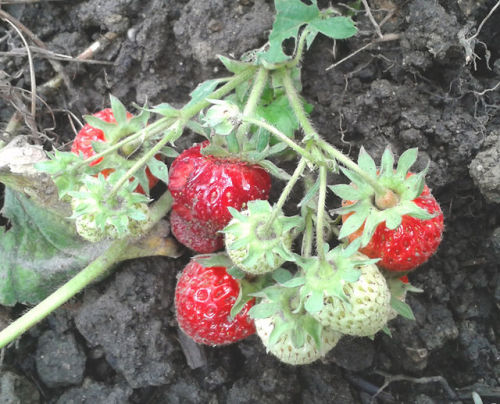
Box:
[70,67,256,170]
[282,68,388,197]
[287,26,309,68]
[262,157,307,233]
[301,209,314,258]
[181,67,256,119]
[241,116,315,162]
[316,166,327,261]
[236,68,269,149]
[317,140,387,196]
[109,121,184,197]
[0,191,173,349]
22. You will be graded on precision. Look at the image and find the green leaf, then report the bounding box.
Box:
[380,147,395,177]
[384,209,402,230]
[218,55,252,74]
[147,158,169,184]
[304,290,324,314]
[257,160,291,181]
[185,78,225,108]
[248,302,280,319]
[258,0,356,64]
[396,148,418,179]
[272,268,293,284]
[329,184,365,201]
[110,94,128,125]
[150,102,179,118]
[0,188,110,306]
[194,253,234,268]
[390,296,416,320]
[338,203,370,239]
[227,266,246,280]
[357,147,377,179]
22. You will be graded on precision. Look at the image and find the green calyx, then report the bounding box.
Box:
[250,287,327,352]
[331,147,437,246]
[300,243,380,315]
[223,200,303,275]
[84,95,150,146]
[69,171,151,242]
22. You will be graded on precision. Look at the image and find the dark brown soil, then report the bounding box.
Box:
[0,1,499,403]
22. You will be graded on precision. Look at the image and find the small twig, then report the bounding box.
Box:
[473,81,500,97]
[2,18,37,132]
[0,0,65,3]
[361,0,383,38]
[372,370,459,403]
[0,47,114,65]
[326,33,400,71]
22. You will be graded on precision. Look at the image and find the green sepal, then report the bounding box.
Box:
[338,201,370,239]
[185,78,226,108]
[396,148,418,179]
[193,253,234,268]
[381,326,392,337]
[146,158,169,184]
[272,268,293,284]
[227,266,246,280]
[390,296,416,320]
[358,146,377,179]
[380,147,395,177]
[304,290,323,314]
[218,55,253,74]
[248,302,281,319]
[329,184,367,201]
[148,102,179,118]
[268,318,294,347]
[257,159,291,180]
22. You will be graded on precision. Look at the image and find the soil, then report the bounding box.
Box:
[0,0,499,403]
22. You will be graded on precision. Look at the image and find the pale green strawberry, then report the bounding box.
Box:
[255,314,341,365]
[223,200,302,275]
[301,244,391,337]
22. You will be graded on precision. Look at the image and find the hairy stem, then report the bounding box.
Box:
[301,209,314,258]
[316,166,328,261]
[241,116,315,162]
[0,192,173,349]
[109,121,184,197]
[262,157,307,233]
[282,68,388,197]
[236,68,269,149]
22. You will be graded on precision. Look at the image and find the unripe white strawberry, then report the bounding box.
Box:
[255,315,341,365]
[223,200,302,275]
[312,256,391,336]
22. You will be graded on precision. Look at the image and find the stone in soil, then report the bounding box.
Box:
[35,330,86,388]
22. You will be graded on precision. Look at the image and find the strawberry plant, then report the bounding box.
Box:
[0,0,444,367]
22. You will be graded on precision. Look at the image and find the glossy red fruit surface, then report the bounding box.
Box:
[344,184,444,272]
[175,260,255,346]
[168,141,271,252]
[71,108,158,193]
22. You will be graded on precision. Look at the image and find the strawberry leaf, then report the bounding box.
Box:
[257,0,356,64]
[0,188,110,306]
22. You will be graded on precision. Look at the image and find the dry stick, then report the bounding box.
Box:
[371,371,459,403]
[2,18,37,127]
[326,33,400,71]
[361,0,383,38]
[0,32,118,147]
[0,47,114,64]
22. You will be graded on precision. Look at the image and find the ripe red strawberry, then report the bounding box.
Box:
[168,141,271,253]
[333,148,444,274]
[342,180,443,272]
[175,259,255,345]
[71,108,159,193]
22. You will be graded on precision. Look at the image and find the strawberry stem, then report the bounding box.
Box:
[0,191,173,349]
[108,120,184,198]
[316,166,328,261]
[262,157,307,233]
[281,67,389,198]
[301,209,314,258]
[241,116,315,162]
[236,68,269,149]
